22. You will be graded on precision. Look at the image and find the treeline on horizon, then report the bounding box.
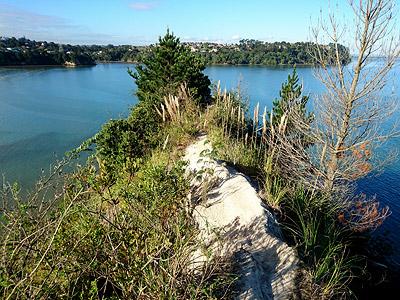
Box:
[0,36,351,66]
[0,37,96,66]
[193,39,351,65]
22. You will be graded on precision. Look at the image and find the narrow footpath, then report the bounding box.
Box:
[184,135,298,300]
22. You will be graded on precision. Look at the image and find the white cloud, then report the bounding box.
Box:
[231,34,241,41]
[129,2,158,11]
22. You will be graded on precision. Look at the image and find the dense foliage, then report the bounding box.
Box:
[0,37,95,66]
[272,69,310,122]
[92,100,163,184]
[92,30,213,185]
[129,30,211,105]
[193,39,351,65]
[271,68,314,135]
[0,153,233,299]
[0,36,351,67]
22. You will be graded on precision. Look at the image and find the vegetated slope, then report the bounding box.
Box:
[0,37,95,66]
[190,39,351,66]
[0,36,351,66]
[0,31,234,299]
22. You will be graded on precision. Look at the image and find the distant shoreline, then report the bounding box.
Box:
[206,62,315,67]
[0,61,315,68]
[0,64,96,68]
[97,61,315,67]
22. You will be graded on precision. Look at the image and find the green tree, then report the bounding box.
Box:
[129,30,211,105]
[92,31,211,181]
[271,68,313,127]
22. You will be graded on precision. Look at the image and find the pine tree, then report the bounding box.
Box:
[271,68,313,127]
[129,30,211,105]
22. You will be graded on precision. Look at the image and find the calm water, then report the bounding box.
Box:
[0,64,137,187]
[0,63,399,267]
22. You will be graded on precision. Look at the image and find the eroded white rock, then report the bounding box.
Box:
[185,135,298,300]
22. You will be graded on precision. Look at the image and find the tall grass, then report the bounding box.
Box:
[205,83,361,298]
[278,187,358,299]
[207,82,288,206]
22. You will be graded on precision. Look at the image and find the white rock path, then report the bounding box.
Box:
[184,135,298,300]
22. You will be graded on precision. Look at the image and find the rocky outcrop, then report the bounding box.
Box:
[64,61,77,67]
[185,135,298,299]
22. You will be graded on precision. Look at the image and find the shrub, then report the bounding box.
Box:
[0,156,233,299]
[92,100,163,183]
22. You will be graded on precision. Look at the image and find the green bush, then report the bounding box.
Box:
[93,100,162,183]
[95,119,141,177]
[0,158,232,299]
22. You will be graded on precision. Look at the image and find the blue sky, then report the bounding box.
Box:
[0,0,396,45]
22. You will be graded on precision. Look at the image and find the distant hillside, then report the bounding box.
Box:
[0,37,351,67]
[0,37,95,66]
[185,39,351,66]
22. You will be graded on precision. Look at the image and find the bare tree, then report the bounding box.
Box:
[312,0,399,191]
[266,0,399,229]
[275,0,398,189]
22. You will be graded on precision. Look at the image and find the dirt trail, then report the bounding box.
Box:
[185,135,298,300]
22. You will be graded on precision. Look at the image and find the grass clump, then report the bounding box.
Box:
[281,189,357,299]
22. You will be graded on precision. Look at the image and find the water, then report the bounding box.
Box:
[0,63,399,268]
[0,64,137,187]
